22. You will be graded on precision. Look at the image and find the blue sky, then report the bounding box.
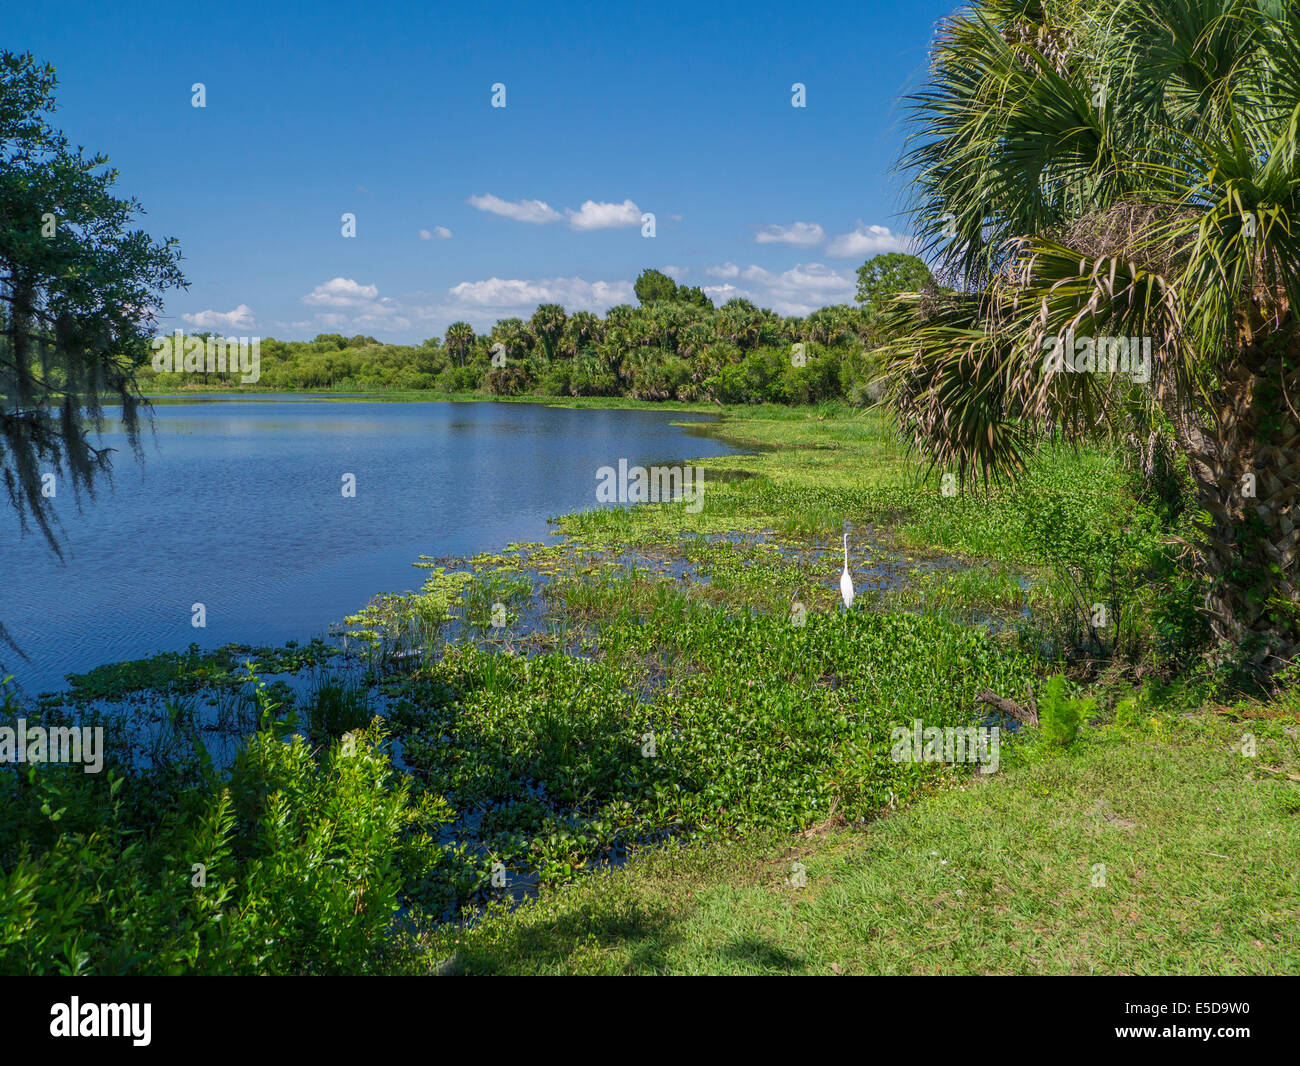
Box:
[4,0,952,342]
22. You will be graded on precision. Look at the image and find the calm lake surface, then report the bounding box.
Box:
[0,397,747,695]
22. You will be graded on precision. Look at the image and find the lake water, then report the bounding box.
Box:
[0,397,747,695]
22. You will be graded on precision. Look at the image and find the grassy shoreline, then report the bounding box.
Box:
[407,709,1299,975]
[5,402,1297,975]
[394,404,1299,974]
[139,386,731,412]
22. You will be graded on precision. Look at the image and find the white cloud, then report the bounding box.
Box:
[302,278,381,308]
[420,226,452,240]
[299,279,409,330]
[182,304,255,330]
[292,275,632,336]
[707,263,857,316]
[467,193,562,224]
[662,265,687,279]
[566,199,641,230]
[701,283,743,302]
[466,193,646,231]
[707,262,740,279]
[444,276,634,315]
[755,222,825,247]
[826,222,914,258]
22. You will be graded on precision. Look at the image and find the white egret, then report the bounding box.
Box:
[840,531,855,609]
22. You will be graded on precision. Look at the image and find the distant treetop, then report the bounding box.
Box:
[854,253,934,315]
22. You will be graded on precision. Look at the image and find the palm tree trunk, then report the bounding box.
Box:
[1175,338,1300,675]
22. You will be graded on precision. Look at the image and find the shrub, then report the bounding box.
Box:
[0,680,451,975]
[435,364,482,393]
[536,364,573,396]
[1037,673,1093,747]
[485,358,538,395]
[569,354,620,396]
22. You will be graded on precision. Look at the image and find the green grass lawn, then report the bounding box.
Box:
[409,709,1300,975]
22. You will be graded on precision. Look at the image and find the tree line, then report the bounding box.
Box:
[139,258,933,405]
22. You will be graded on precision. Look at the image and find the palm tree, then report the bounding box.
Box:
[806,306,857,346]
[596,326,632,373]
[881,0,1300,674]
[529,303,567,361]
[564,310,604,357]
[604,304,637,332]
[647,303,688,351]
[718,299,763,349]
[678,321,717,360]
[489,317,533,359]
[624,311,657,351]
[444,321,475,367]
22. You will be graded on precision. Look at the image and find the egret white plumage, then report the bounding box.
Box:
[840,531,854,609]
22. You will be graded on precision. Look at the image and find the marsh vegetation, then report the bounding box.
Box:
[4,404,1294,974]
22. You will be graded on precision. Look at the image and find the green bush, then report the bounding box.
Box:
[536,363,573,396]
[1036,673,1094,747]
[435,364,482,393]
[569,354,620,396]
[485,358,539,395]
[0,681,451,974]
